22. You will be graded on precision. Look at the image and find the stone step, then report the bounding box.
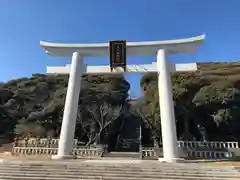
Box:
[0,164,239,180]
[0,164,234,172]
[0,166,237,174]
[0,170,239,180]
[1,160,239,180]
[0,173,238,180]
[0,176,221,180]
[0,169,239,178]
[0,162,235,170]
[0,163,236,172]
[0,159,232,167]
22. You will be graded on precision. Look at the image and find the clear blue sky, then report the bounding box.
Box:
[1,0,240,97]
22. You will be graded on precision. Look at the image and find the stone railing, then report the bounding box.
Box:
[177,141,239,149]
[141,147,157,158]
[12,147,58,156]
[187,150,234,159]
[11,137,103,158]
[12,146,104,158]
[73,147,103,157]
[140,147,233,160]
[13,137,79,148]
[11,138,239,159]
[141,140,239,159]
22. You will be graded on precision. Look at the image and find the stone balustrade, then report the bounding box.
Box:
[187,150,234,159]
[11,138,239,159]
[13,137,79,148]
[73,147,103,157]
[177,141,239,149]
[28,138,78,146]
[141,147,157,158]
[141,147,232,159]
[11,137,103,157]
[12,147,103,157]
[12,147,58,156]
[141,140,239,159]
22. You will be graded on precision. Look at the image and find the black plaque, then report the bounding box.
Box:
[109,40,126,72]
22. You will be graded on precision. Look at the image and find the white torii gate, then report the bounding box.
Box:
[40,35,205,163]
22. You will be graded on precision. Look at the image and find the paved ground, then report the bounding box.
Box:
[1,151,240,167]
[0,156,239,166]
[209,161,240,166]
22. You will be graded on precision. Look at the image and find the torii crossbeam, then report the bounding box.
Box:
[40,35,205,163]
[46,62,197,74]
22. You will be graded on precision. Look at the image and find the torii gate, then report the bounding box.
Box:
[40,35,205,163]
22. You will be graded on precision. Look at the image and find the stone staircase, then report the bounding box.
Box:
[115,117,140,152]
[0,159,240,179]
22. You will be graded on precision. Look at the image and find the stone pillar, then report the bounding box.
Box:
[52,52,82,159]
[157,49,180,163]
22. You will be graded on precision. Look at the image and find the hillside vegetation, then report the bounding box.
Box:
[140,62,240,144]
[0,74,130,146]
[0,62,240,148]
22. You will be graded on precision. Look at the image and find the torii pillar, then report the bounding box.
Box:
[40,35,205,162]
